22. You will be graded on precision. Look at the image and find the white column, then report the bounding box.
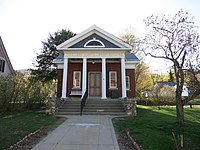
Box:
[82,58,87,98]
[101,58,107,99]
[121,58,127,99]
[61,58,68,99]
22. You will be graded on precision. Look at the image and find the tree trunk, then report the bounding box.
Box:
[176,95,184,125]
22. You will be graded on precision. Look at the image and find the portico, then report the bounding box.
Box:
[54,25,139,100]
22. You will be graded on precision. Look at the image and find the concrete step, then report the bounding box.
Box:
[85,104,123,107]
[59,109,81,112]
[56,111,126,115]
[56,112,81,115]
[59,107,124,111]
[82,112,126,115]
[57,98,126,115]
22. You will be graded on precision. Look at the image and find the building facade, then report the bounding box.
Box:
[0,36,14,76]
[54,25,139,99]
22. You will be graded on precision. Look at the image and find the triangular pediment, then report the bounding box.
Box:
[70,33,120,48]
[57,25,132,50]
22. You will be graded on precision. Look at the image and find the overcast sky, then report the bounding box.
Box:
[0,0,200,72]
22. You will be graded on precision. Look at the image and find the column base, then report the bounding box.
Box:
[61,97,68,100]
[121,97,128,100]
[101,97,107,100]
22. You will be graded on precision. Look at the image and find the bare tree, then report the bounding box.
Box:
[119,27,141,55]
[119,28,151,98]
[143,10,200,125]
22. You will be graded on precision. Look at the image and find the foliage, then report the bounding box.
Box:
[159,85,176,103]
[113,105,200,150]
[0,73,56,112]
[0,112,58,149]
[135,61,153,99]
[31,29,76,82]
[168,69,175,82]
[138,85,176,106]
[143,9,200,125]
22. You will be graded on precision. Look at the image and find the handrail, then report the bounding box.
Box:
[80,90,88,115]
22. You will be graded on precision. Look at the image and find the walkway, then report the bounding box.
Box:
[32,115,120,150]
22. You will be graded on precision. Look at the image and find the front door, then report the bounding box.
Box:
[89,72,101,96]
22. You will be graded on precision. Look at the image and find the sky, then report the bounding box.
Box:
[0,0,200,73]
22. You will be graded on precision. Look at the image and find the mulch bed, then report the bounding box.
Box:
[6,128,48,150]
[116,131,140,150]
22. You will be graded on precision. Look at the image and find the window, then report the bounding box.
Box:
[109,71,117,88]
[0,59,5,73]
[126,76,130,90]
[73,71,81,88]
[84,37,105,47]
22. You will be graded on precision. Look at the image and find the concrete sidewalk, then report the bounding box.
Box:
[32,115,120,150]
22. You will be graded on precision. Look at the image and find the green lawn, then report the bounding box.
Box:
[0,112,61,150]
[189,98,200,105]
[113,105,200,150]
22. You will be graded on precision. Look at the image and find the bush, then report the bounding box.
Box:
[138,85,176,106]
[0,72,57,112]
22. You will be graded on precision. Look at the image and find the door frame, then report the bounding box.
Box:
[88,72,102,97]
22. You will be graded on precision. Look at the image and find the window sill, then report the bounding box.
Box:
[72,87,81,90]
[109,88,118,90]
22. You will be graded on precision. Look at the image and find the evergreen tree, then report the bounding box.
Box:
[168,69,174,82]
[31,29,76,82]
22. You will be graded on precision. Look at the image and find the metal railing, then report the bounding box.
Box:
[80,90,88,115]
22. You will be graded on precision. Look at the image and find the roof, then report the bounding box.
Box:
[0,36,15,75]
[57,25,132,50]
[155,81,176,87]
[125,53,139,61]
[54,53,139,63]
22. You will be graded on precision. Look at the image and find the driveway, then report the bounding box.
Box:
[32,115,119,150]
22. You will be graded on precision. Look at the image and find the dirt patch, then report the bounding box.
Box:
[6,117,66,150]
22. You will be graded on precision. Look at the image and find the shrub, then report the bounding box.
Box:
[0,72,56,112]
[138,85,176,106]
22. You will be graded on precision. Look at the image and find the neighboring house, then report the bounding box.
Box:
[54,25,139,99]
[155,81,189,97]
[0,36,14,76]
[155,81,176,88]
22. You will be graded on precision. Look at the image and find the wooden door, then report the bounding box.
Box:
[89,73,101,96]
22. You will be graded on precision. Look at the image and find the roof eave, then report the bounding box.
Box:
[57,48,131,51]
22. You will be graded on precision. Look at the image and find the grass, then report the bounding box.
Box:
[189,98,200,105]
[0,111,61,150]
[113,105,200,150]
